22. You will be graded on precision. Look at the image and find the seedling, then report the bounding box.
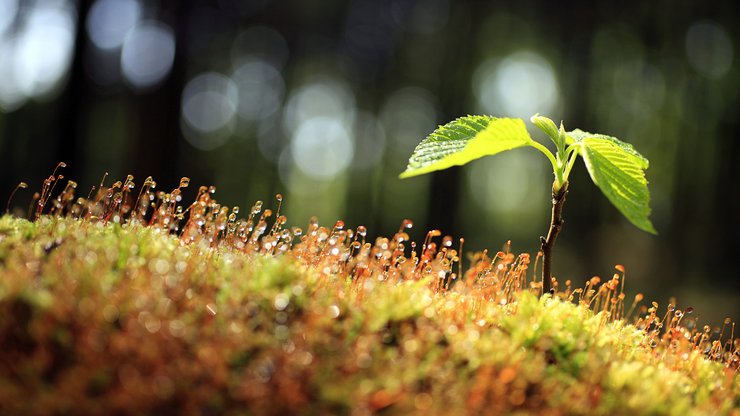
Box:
[400,114,656,294]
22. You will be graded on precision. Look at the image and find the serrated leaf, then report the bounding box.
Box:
[578,132,656,234]
[399,116,533,178]
[570,129,648,169]
[566,129,589,144]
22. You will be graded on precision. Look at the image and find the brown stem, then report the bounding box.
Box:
[540,182,568,295]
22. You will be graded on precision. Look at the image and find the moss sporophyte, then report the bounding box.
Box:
[0,164,736,414]
[400,114,656,294]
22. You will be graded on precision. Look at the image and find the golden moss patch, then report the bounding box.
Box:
[0,215,737,415]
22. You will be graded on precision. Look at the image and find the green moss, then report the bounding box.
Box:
[0,215,737,415]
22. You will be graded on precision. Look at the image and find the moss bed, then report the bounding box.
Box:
[0,186,737,414]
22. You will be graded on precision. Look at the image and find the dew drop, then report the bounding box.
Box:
[328,304,340,318]
[274,293,290,311]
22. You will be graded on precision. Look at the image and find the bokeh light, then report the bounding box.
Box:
[0,1,76,110]
[282,79,356,135]
[0,1,76,111]
[290,117,354,180]
[86,0,141,51]
[181,72,238,150]
[121,20,175,90]
[0,0,19,35]
[279,78,357,184]
[0,41,26,111]
[473,51,560,119]
[686,20,734,79]
[231,59,284,122]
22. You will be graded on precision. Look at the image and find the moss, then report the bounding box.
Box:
[0,215,737,415]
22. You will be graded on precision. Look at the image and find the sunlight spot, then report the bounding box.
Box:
[282,79,355,134]
[181,72,238,150]
[12,3,76,100]
[0,41,26,111]
[473,51,560,119]
[121,20,175,90]
[290,117,354,180]
[231,59,284,122]
[86,0,141,50]
[0,0,19,35]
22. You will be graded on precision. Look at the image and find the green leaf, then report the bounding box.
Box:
[531,114,560,147]
[565,129,591,145]
[577,131,656,234]
[399,116,533,178]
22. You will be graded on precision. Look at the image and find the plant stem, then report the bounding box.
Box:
[540,181,568,295]
[529,141,559,177]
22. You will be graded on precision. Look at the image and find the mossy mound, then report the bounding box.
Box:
[0,216,737,415]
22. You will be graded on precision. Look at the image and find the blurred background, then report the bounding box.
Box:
[0,0,738,323]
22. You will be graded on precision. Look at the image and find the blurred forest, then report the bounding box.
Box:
[0,0,738,323]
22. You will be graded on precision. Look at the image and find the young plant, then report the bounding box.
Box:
[400,114,656,294]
